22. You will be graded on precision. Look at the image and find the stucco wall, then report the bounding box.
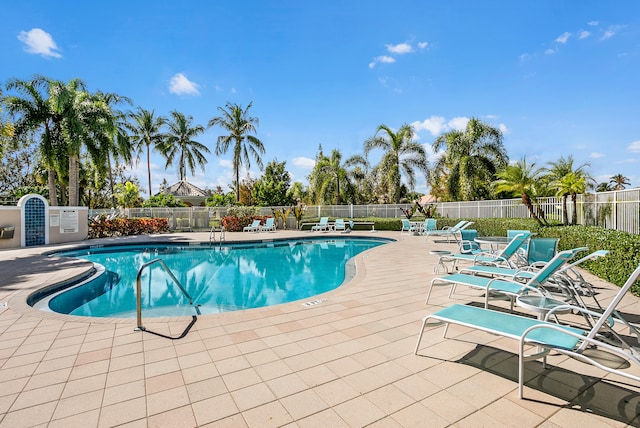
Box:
[0,204,88,250]
[0,208,21,250]
[48,208,88,245]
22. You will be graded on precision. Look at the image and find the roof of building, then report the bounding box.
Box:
[160,180,208,197]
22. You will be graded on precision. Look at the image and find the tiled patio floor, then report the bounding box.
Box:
[0,230,639,427]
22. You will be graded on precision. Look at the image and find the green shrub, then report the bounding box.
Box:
[89,217,169,238]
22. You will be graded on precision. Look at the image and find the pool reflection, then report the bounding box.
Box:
[48,239,386,317]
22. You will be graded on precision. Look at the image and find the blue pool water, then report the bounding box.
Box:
[40,237,389,318]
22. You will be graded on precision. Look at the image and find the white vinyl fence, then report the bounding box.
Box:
[88,188,640,235]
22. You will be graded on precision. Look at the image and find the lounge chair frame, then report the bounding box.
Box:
[415,264,640,399]
[424,220,474,243]
[427,248,587,310]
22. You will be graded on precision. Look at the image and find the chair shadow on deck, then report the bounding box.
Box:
[456,344,640,426]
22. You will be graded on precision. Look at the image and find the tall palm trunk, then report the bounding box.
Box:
[522,193,544,226]
[571,193,578,225]
[47,168,58,206]
[69,154,79,206]
[561,194,569,225]
[107,154,117,208]
[146,143,152,198]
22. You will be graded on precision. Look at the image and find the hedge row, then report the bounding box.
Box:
[459,218,640,293]
[88,217,169,238]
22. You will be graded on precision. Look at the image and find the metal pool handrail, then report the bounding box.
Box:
[135,258,193,331]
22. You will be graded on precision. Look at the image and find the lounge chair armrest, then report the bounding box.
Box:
[473,253,506,264]
[510,268,537,281]
[521,323,640,366]
[544,304,616,328]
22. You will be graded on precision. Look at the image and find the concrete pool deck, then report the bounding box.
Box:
[0,230,639,427]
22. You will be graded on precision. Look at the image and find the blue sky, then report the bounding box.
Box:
[3,1,639,195]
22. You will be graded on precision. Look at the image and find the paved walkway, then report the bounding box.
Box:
[0,230,639,427]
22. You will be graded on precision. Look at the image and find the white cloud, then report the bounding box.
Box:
[519,53,533,62]
[602,25,623,40]
[588,21,599,26]
[17,28,62,58]
[410,116,472,135]
[545,48,557,55]
[418,41,428,49]
[579,30,591,39]
[386,42,413,54]
[628,140,640,153]
[292,157,316,169]
[590,152,605,158]
[219,159,233,169]
[411,116,447,135]
[448,117,469,131]
[498,123,509,134]
[555,32,571,44]
[168,73,200,96]
[369,55,395,69]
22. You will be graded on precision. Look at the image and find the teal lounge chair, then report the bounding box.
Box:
[311,217,330,232]
[423,218,437,234]
[426,247,587,310]
[400,219,417,235]
[424,220,473,243]
[415,263,640,399]
[243,219,261,232]
[508,229,532,260]
[260,217,276,232]
[437,231,531,272]
[334,218,347,232]
[460,238,560,278]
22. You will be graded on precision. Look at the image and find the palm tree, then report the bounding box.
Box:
[556,172,587,225]
[596,182,614,192]
[609,174,630,191]
[493,157,546,226]
[127,107,166,198]
[433,117,508,201]
[310,149,365,204]
[208,102,265,203]
[4,76,60,205]
[543,155,591,225]
[48,78,111,206]
[95,91,133,207]
[160,110,209,182]
[0,86,15,160]
[364,124,428,203]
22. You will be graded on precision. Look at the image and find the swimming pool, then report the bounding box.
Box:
[35,237,391,318]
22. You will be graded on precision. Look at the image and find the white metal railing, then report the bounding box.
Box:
[88,188,640,235]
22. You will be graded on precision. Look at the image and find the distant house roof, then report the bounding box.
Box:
[163,180,208,197]
[417,194,437,205]
[157,180,208,206]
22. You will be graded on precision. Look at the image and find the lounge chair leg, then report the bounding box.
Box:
[518,343,525,399]
[425,284,433,304]
[414,318,428,354]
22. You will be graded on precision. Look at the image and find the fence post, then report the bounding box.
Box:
[613,191,617,231]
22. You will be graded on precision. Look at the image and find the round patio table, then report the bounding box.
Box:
[516,295,570,320]
[429,250,451,273]
[474,236,510,251]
